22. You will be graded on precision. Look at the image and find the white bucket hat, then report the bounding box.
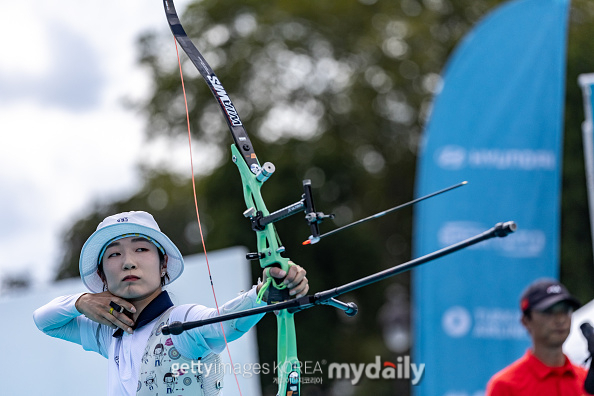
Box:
[79,211,184,293]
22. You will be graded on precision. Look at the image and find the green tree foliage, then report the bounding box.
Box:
[54,0,594,394]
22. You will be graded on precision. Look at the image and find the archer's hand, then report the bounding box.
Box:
[259,262,309,298]
[75,291,136,334]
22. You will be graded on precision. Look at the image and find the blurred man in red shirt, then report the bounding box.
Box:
[486,278,592,396]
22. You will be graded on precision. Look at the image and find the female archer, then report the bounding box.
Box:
[34,210,308,395]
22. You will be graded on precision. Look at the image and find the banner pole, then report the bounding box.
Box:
[578,73,594,268]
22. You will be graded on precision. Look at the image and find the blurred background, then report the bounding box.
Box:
[2,0,594,395]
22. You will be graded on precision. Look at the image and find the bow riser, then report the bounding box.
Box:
[231,143,300,395]
[230,145,292,271]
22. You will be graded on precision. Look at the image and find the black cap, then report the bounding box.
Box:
[520,278,580,314]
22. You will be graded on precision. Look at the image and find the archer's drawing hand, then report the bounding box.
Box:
[75,291,136,334]
[261,262,309,298]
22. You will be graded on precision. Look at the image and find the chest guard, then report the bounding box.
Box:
[136,307,224,395]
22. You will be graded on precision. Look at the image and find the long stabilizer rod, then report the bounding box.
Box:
[162,221,516,335]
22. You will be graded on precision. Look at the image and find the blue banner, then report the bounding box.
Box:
[412,0,570,395]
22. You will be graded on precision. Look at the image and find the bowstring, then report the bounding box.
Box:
[173,38,243,396]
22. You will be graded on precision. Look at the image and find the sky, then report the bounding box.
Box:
[0,0,193,288]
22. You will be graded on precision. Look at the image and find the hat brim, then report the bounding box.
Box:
[532,294,581,312]
[79,223,184,293]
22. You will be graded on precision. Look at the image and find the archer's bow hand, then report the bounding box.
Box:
[258,262,309,299]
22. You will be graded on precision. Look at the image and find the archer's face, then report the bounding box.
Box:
[102,236,165,300]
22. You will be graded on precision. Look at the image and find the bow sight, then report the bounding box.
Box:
[241,156,469,252]
[241,176,334,254]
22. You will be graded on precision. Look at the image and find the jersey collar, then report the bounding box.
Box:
[527,349,577,379]
[113,290,174,338]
